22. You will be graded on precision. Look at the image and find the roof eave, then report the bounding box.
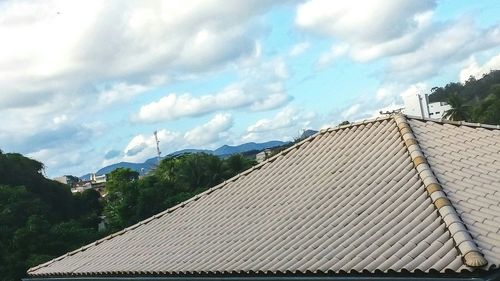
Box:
[23,270,500,281]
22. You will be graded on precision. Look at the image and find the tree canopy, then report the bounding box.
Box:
[429,70,500,124]
[104,153,256,231]
[0,152,102,281]
[1,151,255,280]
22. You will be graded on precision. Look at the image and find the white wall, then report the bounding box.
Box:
[428,102,451,119]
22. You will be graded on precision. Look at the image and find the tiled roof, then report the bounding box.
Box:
[408,118,500,267]
[28,115,500,278]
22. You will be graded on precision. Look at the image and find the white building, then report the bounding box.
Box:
[402,94,451,119]
[71,181,93,193]
[428,101,452,119]
[256,149,271,163]
[53,175,80,186]
[90,173,107,184]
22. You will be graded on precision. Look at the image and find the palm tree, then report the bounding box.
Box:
[443,92,470,121]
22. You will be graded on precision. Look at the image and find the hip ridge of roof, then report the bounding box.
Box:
[393,114,488,268]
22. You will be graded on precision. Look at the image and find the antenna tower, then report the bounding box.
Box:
[154,131,161,164]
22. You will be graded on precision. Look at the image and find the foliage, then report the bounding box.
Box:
[103,153,256,231]
[0,151,240,280]
[471,85,500,124]
[0,152,102,281]
[429,70,500,124]
[442,92,470,121]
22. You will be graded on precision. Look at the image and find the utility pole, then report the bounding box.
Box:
[154,131,161,165]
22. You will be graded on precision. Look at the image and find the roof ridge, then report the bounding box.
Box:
[27,115,396,275]
[393,113,488,268]
[405,114,500,130]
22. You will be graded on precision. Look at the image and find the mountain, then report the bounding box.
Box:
[300,129,318,139]
[96,161,156,176]
[80,140,287,178]
[79,173,92,181]
[168,148,212,157]
[428,70,500,104]
[213,141,285,156]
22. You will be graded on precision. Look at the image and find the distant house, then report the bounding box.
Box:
[70,181,93,193]
[403,94,452,119]
[27,114,500,280]
[68,173,107,195]
[53,175,80,187]
[255,149,271,163]
[90,173,107,184]
[428,101,452,119]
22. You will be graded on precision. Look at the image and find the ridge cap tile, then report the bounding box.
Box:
[393,114,488,268]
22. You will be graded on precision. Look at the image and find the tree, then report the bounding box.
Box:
[0,152,103,281]
[442,92,470,121]
[223,154,254,178]
[103,168,140,229]
[472,85,500,124]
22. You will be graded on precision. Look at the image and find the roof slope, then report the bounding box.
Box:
[28,116,500,277]
[408,118,500,266]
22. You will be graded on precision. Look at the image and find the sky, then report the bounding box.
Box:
[1,0,500,178]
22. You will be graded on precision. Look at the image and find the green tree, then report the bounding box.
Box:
[223,154,254,178]
[103,153,256,233]
[103,168,140,229]
[443,92,470,121]
[0,152,103,281]
[472,86,500,124]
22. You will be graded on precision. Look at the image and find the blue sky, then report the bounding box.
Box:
[1,0,500,177]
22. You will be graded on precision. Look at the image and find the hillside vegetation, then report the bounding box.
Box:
[0,151,102,281]
[0,151,255,281]
[429,70,500,124]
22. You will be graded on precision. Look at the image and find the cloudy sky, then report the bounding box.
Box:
[1,0,500,177]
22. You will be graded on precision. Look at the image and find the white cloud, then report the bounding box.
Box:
[123,129,181,163]
[0,0,287,132]
[243,106,316,142]
[340,103,361,120]
[371,103,404,118]
[387,18,500,81]
[324,83,428,126]
[400,83,429,99]
[133,86,250,122]
[184,113,233,146]
[296,0,436,61]
[295,0,500,81]
[99,85,144,105]
[20,122,103,177]
[0,0,284,109]
[459,53,500,83]
[27,148,87,177]
[120,113,233,163]
[133,58,292,123]
[289,42,310,57]
[317,43,349,66]
[97,81,157,105]
[0,0,291,176]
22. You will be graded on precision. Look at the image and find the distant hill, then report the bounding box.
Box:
[80,140,287,178]
[429,70,500,103]
[427,69,500,124]
[96,161,156,176]
[300,129,318,139]
[213,141,285,156]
